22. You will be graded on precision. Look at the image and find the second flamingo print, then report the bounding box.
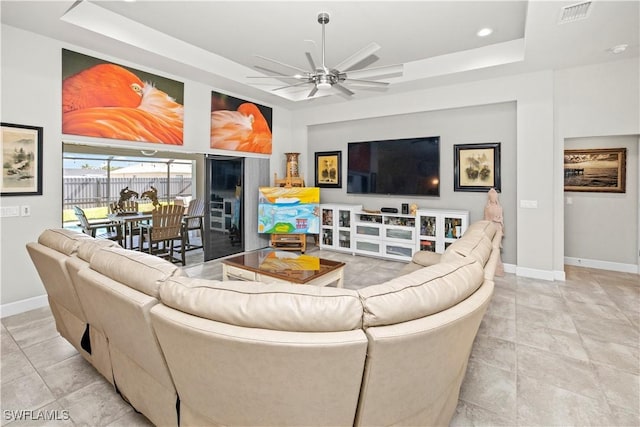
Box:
[210,91,273,154]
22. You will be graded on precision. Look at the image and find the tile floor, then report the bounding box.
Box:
[2,249,639,426]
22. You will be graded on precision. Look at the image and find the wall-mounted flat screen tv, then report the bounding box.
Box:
[258,187,320,234]
[347,136,440,196]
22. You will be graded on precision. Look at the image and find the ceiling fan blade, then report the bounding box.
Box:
[332,83,354,97]
[307,86,319,98]
[344,79,390,87]
[305,52,318,73]
[333,42,380,72]
[253,65,295,77]
[247,75,306,80]
[273,81,313,91]
[255,54,308,74]
[346,64,404,80]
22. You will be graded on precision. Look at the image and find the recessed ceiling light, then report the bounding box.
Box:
[608,44,628,54]
[477,28,493,37]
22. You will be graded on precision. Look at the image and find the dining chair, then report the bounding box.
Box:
[73,206,122,245]
[109,201,142,248]
[181,198,205,252]
[139,204,185,265]
[110,200,139,214]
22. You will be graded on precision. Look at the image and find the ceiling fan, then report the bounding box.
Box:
[250,12,403,98]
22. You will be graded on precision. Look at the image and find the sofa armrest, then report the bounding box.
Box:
[411,251,442,267]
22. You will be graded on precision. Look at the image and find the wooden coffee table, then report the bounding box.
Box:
[221,250,345,287]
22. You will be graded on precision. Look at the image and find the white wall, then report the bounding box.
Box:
[564,136,638,270]
[0,24,292,310]
[306,102,517,265]
[555,58,640,273]
[292,59,640,279]
[292,71,558,279]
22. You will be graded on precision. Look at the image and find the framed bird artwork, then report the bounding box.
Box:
[61,49,184,145]
[210,91,273,154]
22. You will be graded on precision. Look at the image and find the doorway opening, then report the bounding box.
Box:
[206,156,244,260]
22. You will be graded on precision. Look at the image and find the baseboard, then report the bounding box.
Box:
[503,263,516,274]
[554,270,566,281]
[515,266,556,281]
[0,294,48,319]
[564,257,639,274]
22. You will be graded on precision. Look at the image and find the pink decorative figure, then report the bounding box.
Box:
[484,188,504,276]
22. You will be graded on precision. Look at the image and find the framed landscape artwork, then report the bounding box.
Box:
[1,123,43,196]
[315,151,342,188]
[564,148,626,193]
[454,143,501,192]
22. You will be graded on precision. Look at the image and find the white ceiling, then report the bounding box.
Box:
[1,0,638,109]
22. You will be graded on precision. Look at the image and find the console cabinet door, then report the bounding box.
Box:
[319,204,361,253]
[416,209,469,253]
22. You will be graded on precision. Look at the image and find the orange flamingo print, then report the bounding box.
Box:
[211,102,272,153]
[62,63,184,145]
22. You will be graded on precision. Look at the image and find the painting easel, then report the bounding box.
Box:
[269,153,317,250]
[273,173,305,188]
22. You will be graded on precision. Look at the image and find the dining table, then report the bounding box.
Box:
[108,212,153,250]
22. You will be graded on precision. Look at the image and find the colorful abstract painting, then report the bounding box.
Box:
[258,187,319,234]
[62,49,184,145]
[211,91,272,154]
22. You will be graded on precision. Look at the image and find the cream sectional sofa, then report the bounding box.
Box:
[26,220,501,427]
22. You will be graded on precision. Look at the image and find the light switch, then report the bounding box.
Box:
[0,206,20,217]
[566,197,573,205]
[520,200,538,209]
[21,205,31,216]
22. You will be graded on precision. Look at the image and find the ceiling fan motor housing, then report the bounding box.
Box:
[317,12,330,25]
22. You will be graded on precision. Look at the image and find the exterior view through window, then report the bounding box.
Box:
[62,146,195,230]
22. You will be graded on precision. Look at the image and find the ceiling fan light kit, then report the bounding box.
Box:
[249,12,403,99]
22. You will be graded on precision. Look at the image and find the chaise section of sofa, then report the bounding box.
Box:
[66,237,123,383]
[25,229,118,378]
[151,277,368,427]
[73,246,185,427]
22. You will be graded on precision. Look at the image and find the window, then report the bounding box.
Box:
[63,144,197,226]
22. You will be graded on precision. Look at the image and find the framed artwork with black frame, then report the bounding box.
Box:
[1,122,43,196]
[454,142,501,192]
[315,151,342,188]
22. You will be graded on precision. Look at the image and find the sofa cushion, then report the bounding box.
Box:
[465,220,498,240]
[159,277,364,332]
[76,239,121,262]
[38,228,92,256]
[441,229,493,266]
[411,251,442,267]
[358,258,484,327]
[89,247,184,298]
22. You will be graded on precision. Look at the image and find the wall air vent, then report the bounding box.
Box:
[559,1,592,24]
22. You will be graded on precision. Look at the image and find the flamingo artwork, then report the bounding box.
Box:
[210,95,273,154]
[62,61,184,145]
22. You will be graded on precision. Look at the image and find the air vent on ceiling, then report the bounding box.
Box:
[559,1,592,24]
